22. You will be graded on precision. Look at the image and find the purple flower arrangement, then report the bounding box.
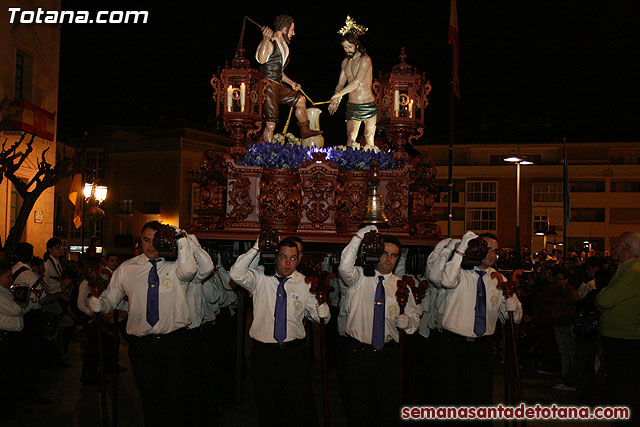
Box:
[238,143,401,171]
[238,142,310,169]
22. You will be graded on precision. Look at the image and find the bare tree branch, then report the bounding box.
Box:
[1,105,82,252]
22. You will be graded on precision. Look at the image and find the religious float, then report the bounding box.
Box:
[192,16,441,250]
[185,16,477,413]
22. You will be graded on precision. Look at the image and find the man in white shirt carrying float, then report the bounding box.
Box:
[339,225,421,426]
[437,231,522,405]
[89,220,197,427]
[230,236,330,427]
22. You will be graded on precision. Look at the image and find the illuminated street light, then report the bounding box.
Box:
[504,155,523,163]
[505,155,534,265]
[83,182,108,203]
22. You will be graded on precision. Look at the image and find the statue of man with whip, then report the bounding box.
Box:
[255,14,323,143]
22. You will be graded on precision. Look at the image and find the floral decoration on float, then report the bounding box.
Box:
[237,141,401,171]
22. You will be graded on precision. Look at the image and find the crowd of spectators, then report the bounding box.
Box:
[0,239,124,422]
[494,245,617,401]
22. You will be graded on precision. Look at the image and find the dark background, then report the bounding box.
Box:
[57,1,640,144]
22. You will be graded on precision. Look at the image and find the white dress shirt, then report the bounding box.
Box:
[0,287,36,331]
[12,262,40,288]
[12,262,44,307]
[77,279,92,317]
[89,238,197,336]
[425,238,457,331]
[185,242,215,329]
[338,235,420,344]
[44,256,64,294]
[336,276,349,337]
[229,247,328,344]
[202,266,238,323]
[393,257,432,337]
[440,251,523,338]
[416,289,433,339]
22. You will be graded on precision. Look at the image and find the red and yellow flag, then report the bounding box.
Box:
[448,0,460,99]
[68,173,84,229]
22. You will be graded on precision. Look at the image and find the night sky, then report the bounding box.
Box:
[57,1,640,144]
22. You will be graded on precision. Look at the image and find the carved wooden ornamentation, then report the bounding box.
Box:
[258,168,302,232]
[192,150,228,231]
[384,181,410,232]
[408,156,441,236]
[224,173,254,227]
[298,153,338,231]
[335,170,370,233]
[193,153,440,239]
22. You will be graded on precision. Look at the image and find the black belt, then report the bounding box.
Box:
[134,327,188,341]
[346,335,398,352]
[252,337,306,350]
[442,329,490,343]
[188,321,215,334]
[0,330,22,342]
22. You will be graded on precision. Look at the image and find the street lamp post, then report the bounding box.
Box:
[504,155,533,267]
[81,182,108,255]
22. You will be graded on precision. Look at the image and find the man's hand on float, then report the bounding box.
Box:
[446,238,461,252]
[356,225,378,239]
[457,231,479,253]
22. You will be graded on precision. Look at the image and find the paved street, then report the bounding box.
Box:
[3,328,615,427]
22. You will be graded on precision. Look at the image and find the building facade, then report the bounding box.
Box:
[57,123,230,256]
[0,1,61,256]
[417,140,640,254]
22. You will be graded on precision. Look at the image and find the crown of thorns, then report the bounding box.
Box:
[338,15,368,36]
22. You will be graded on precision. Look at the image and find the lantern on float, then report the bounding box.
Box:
[375,48,431,163]
[211,44,267,160]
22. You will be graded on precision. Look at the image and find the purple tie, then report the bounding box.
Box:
[474,270,487,337]
[147,259,160,327]
[274,276,289,343]
[372,275,386,350]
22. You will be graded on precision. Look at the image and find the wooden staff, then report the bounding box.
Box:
[395,277,410,407]
[90,277,109,427]
[493,270,524,426]
[407,278,429,403]
[95,314,109,427]
[309,272,333,427]
[112,308,119,427]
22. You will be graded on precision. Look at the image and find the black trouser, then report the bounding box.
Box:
[440,329,495,405]
[22,309,44,400]
[213,308,238,406]
[601,336,640,422]
[250,338,318,427]
[0,330,24,417]
[344,337,400,427]
[413,332,439,405]
[185,323,218,427]
[128,328,190,427]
